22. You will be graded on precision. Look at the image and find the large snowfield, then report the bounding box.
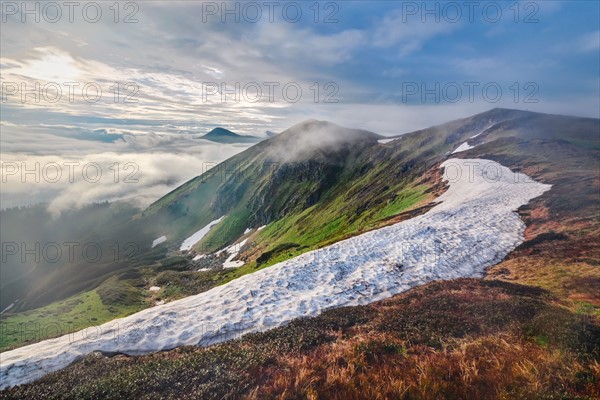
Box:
[0,159,551,389]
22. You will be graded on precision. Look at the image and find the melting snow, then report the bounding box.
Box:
[451,142,476,154]
[470,124,493,139]
[149,286,161,292]
[220,238,249,269]
[0,159,551,389]
[0,302,15,315]
[243,227,252,235]
[192,254,206,261]
[378,138,397,144]
[179,217,224,251]
[151,236,167,248]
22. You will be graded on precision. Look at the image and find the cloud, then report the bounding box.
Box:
[0,133,252,215]
[372,9,457,54]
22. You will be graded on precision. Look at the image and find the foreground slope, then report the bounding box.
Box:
[6,279,596,400]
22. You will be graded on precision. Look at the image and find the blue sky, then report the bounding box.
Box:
[0,0,598,209]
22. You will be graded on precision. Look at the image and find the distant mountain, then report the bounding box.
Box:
[200,127,262,143]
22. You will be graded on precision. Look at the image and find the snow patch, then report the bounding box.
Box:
[378,138,397,144]
[148,286,161,292]
[451,142,476,154]
[0,302,15,315]
[179,217,224,251]
[0,159,551,389]
[470,124,493,139]
[243,227,252,235]
[151,236,167,248]
[192,254,206,261]
[257,225,266,231]
[220,238,249,269]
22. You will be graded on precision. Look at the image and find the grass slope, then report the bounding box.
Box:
[0,281,144,352]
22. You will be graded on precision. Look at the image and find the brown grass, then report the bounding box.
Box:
[248,333,598,400]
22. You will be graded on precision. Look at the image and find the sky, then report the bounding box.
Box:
[1,0,599,211]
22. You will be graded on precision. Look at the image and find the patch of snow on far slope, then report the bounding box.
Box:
[149,286,161,292]
[0,159,551,389]
[179,217,224,251]
[470,124,493,139]
[151,236,167,248]
[243,227,252,235]
[451,142,475,154]
[220,238,249,269]
[0,302,15,315]
[378,138,397,144]
[257,225,266,231]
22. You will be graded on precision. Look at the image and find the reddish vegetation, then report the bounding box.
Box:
[3,277,598,399]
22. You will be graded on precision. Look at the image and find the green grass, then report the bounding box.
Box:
[247,184,429,267]
[0,289,144,352]
[373,185,428,220]
[196,207,252,253]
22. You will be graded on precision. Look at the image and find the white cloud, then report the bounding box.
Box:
[372,10,457,54]
[0,135,252,215]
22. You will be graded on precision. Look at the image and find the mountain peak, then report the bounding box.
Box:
[201,127,262,144]
[263,119,383,162]
[279,119,382,140]
[204,127,239,137]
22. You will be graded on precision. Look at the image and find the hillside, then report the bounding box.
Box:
[2,109,597,321]
[1,109,598,397]
[2,109,598,318]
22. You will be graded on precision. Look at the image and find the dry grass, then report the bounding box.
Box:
[248,333,598,400]
[4,278,598,399]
